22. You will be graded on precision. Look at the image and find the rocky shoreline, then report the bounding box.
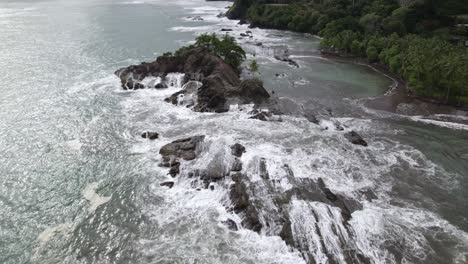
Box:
[115,42,373,263]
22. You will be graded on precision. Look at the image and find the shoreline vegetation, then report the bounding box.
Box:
[225,0,468,108]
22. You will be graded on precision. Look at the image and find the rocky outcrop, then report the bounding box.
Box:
[226,0,252,19]
[155,135,368,263]
[115,47,270,112]
[158,136,205,177]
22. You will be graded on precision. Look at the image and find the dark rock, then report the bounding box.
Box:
[141,131,159,140]
[116,47,271,112]
[259,158,269,180]
[154,82,168,89]
[240,33,249,37]
[226,0,250,19]
[222,219,238,231]
[254,42,263,46]
[344,131,368,147]
[231,158,243,172]
[229,180,262,232]
[221,28,233,31]
[168,163,180,177]
[159,136,205,161]
[160,181,174,188]
[215,108,229,113]
[228,79,270,103]
[230,143,246,157]
[158,136,205,177]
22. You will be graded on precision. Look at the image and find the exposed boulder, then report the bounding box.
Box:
[230,143,246,157]
[345,131,368,147]
[159,136,205,177]
[154,82,168,89]
[159,136,205,161]
[228,79,270,103]
[141,131,159,140]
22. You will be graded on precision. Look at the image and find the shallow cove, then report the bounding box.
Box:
[0,0,467,263]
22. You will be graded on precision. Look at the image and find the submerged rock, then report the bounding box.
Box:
[274,49,299,68]
[345,131,368,146]
[222,219,238,231]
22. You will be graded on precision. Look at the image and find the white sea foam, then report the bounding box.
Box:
[409,116,468,131]
[82,181,111,212]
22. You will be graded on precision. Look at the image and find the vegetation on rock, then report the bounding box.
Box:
[172,33,246,70]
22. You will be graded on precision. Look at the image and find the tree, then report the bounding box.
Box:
[193,33,246,70]
[249,60,259,73]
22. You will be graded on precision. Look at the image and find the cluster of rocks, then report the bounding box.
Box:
[118,42,371,264]
[115,47,270,112]
[153,135,372,263]
[158,136,205,180]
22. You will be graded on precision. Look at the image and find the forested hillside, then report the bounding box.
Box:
[227,0,468,106]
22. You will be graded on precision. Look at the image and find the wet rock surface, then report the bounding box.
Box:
[230,143,246,157]
[159,136,204,161]
[115,47,270,112]
[158,136,205,177]
[141,131,159,140]
[155,135,369,264]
